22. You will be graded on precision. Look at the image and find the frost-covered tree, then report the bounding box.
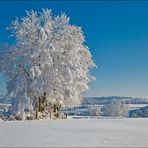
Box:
[101,100,129,117]
[0,9,96,117]
[88,105,101,116]
[0,44,33,117]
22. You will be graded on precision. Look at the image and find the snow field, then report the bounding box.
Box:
[0,118,148,147]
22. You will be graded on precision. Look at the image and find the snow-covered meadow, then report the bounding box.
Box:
[0,118,148,147]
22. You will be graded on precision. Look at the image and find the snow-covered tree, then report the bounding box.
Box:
[88,105,101,116]
[0,9,96,117]
[101,100,129,117]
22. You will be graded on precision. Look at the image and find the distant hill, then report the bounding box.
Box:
[82,96,148,105]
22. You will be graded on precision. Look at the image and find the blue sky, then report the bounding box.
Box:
[0,1,148,98]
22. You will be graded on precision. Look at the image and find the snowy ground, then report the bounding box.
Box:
[0,118,148,147]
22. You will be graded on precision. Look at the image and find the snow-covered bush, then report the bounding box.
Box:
[101,100,129,117]
[0,9,96,119]
[88,105,101,116]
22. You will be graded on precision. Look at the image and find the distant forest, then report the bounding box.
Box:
[82,96,148,105]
